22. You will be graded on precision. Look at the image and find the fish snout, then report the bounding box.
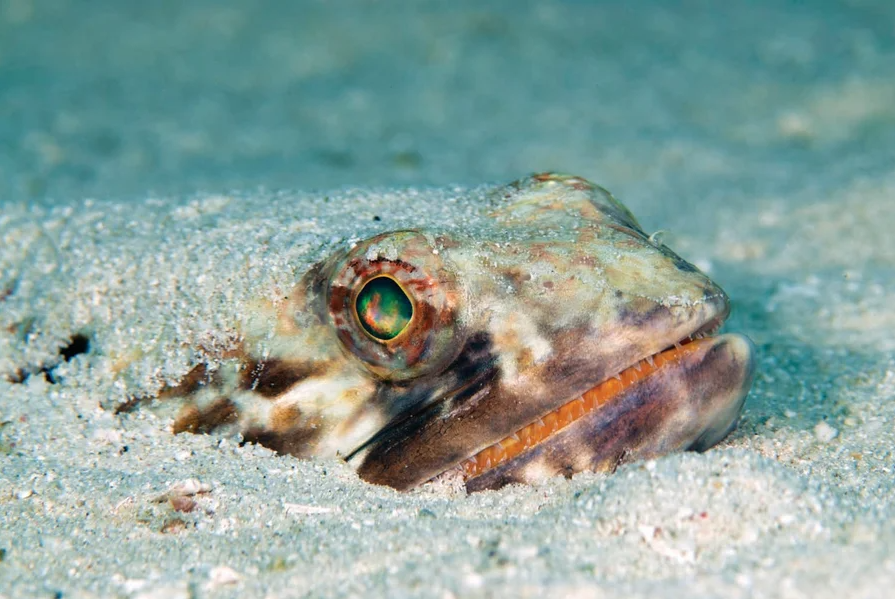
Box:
[685,333,756,452]
[464,332,756,492]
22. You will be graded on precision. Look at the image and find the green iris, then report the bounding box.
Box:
[356,277,413,340]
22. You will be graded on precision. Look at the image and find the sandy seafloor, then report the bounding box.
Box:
[2,1,895,597]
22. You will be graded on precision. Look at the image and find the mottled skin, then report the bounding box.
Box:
[163,173,755,492]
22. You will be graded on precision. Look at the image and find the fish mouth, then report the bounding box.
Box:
[354,300,756,493]
[447,316,756,491]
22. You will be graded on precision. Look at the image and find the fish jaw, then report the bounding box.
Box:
[350,296,738,491]
[351,238,738,491]
[464,333,756,491]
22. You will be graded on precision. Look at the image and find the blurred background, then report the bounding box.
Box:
[2,0,894,230]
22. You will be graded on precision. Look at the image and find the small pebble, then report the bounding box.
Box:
[813,421,838,443]
[207,566,242,588]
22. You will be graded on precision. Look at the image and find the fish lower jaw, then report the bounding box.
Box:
[451,321,734,487]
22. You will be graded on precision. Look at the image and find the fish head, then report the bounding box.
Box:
[171,173,756,491]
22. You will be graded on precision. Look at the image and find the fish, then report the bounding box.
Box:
[136,172,757,492]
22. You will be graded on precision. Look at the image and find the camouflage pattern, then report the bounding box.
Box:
[159,173,756,491]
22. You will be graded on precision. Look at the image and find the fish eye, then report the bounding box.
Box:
[355,276,413,341]
[328,231,465,381]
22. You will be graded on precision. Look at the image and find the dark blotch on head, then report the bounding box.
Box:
[172,397,238,434]
[241,425,320,455]
[242,358,322,398]
[348,332,498,463]
[158,364,210,399]
[116,363,213,414]
[616,300,665,329]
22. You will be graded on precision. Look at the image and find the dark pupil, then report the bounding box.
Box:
[356,277,413,340]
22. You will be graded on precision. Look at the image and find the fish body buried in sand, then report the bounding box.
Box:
[166,173,756,492]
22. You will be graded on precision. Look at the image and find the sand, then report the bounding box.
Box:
[2,1,895,597]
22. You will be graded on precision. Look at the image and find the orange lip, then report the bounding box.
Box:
[459,338,707,481]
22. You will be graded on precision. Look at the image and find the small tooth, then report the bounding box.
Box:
[674,341,683,350]
[632,361,642,372]
[511,433,520,442]
[613,373,623,382]
[645,355,655,367]
[536,417,546,428]
[492,444,506,461]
